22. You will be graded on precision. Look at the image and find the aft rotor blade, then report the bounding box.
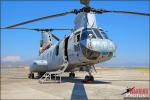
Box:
[0,27,72,41]
[0,27,36,30]
[0,28,73,31]
[5,10,74,28]
[96,9,150,16]
[51,34,60,41]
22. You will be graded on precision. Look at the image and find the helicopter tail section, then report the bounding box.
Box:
[39,31,53,54]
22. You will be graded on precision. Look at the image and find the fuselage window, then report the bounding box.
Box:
[56,45,59,56]
[93,29,103,39]
[77,34,80,42]
[74,31,80,42]
[81,30,96,40]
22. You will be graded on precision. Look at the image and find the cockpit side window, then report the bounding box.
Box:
[77,34,80,42]
[81,29,96,40]
[99,29,108,39]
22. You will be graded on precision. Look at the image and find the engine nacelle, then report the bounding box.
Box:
[30,60,48,72]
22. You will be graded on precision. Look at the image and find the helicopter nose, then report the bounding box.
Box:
[90,39,116,53]
[80,39,116,60]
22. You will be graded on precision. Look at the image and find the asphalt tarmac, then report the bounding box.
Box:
[1,66,149,99]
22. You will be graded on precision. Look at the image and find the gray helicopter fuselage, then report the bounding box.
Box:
[30,27,116,72]
[30,12,116,73]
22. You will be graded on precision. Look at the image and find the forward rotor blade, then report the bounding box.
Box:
[96,9,150,16]
[110,10,150,16]
[5,10,74,28]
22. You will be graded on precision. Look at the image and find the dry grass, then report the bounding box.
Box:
[132,67,149,73]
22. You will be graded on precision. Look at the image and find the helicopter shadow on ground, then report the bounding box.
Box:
[71,82,88,100]
[8,75,111,84]
[61,76,111,84]
[37,76,111,100]
[61,77,111,100]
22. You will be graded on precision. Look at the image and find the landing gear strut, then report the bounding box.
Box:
[84,73,94,82]
[28,72,34,79]
[69,72,75,78]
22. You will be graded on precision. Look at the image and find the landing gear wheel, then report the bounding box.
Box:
[85,75,89,82]
[72,73,75,78]
[28,73,34,79]
[84,75,94,83]
[89,75,94,81]
[69,72,75,78]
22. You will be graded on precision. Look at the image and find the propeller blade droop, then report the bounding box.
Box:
[0,28,73,31]
[95,9,150,16]
[0,28,74,41]
[4,1,150,29]
[5,10,75,28]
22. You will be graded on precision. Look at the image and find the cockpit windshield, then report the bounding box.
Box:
[81,28,108,40]
[81,29,96,40]
[93,28,109,39]
[93,28,103,39]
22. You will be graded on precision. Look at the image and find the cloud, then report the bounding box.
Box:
[1,56,22,63]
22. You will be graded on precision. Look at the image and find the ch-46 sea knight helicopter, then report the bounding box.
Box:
[1,0,150,82]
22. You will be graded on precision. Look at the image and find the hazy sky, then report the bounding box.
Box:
[1,0,149,67]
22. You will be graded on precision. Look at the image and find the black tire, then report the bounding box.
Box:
[28,73,31,79]
[89,75,94,81]
[69,73,72,77]
[72,73,75,78]
[28,73,34,79]
[31,73,34,79]
[85,75,89,82]
[69,73,75,78]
